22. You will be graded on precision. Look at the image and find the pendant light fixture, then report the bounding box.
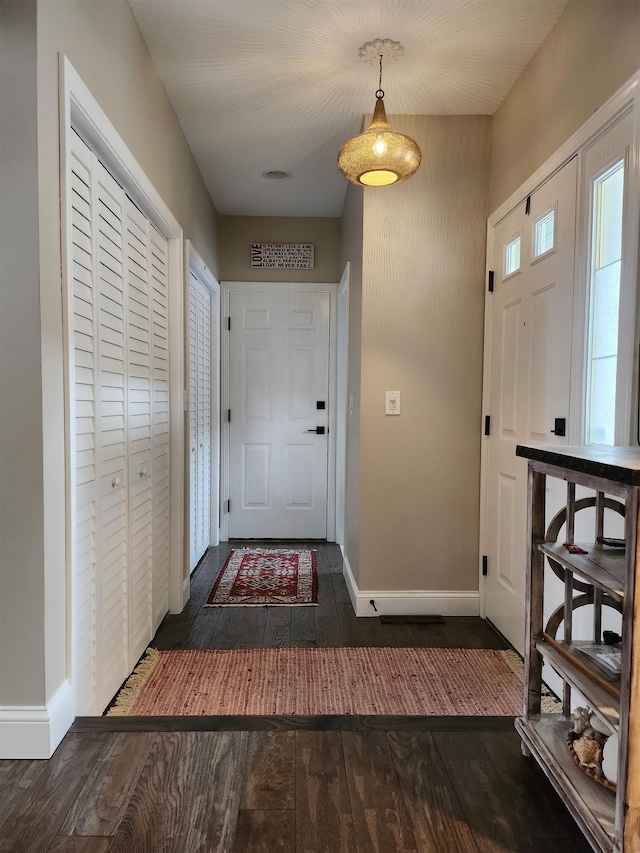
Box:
[338,40,421,187]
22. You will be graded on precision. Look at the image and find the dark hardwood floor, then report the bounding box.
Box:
[0,542,593,852]
[152,541,509,653]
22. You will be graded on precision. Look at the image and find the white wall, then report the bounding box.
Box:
[340,116,491,606]
[0,0,47,709]
[491,0,640,211]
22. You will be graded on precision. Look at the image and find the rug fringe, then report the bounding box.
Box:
[500,649,562,714]
[500,648,525,678]
[107,648,161,716]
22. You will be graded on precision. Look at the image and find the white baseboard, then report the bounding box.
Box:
[341,553,479,618]
[183,574,191,608]
[341,552,359,613]
[0,681,74,759]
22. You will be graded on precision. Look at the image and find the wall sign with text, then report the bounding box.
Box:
[250,243,315,269]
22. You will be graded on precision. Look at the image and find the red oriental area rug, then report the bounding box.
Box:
[206,548,317,606]
[108,647,529,717]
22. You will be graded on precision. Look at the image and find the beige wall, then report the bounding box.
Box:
[0,0,47,707]
[491,0,640,212]
[219,216,341,282]
[340,187,364,584]
[356,116,491,592]
[0,0,220,711]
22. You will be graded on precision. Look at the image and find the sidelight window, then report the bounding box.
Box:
[585,159,624,445]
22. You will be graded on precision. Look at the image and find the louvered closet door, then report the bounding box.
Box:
[69,131,171,714]
[188,272,211,571]
[70,131,100,714]
[150,225,170,626]
[196,279,211,560]
[125,199,153,663]
[95,159,129,711]
[188,278,199,571]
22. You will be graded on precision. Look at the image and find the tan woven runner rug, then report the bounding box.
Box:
[108,647,546,717]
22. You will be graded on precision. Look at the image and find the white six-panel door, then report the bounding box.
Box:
[484,158,577,653]
[228,289,331,539]
[70,130,170,714]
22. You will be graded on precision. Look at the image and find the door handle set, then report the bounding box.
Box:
[307,426,326,435]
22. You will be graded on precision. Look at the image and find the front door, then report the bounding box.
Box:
[484,158,577,652]
[228,289,331,538]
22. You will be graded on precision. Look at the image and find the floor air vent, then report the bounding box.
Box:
[379,614,445,625]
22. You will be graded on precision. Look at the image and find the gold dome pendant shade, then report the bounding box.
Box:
[338,94,421,186]
[337,50,421,187]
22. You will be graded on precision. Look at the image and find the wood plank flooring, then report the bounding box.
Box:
[0,542,593,852]
[152,542,508,653]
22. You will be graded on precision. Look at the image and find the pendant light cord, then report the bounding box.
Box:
[376,54,384,99]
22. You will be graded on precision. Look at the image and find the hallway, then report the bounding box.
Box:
[0,543,592,851]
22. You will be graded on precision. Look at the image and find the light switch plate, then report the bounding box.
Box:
[385,391,400,415]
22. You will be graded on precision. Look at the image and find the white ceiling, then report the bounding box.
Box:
[128,0,569,218]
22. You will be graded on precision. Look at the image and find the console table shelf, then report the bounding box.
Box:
[516,444,640,853]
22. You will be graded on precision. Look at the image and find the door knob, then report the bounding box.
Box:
[111,476,120,488]
[307,426,326,435]
[139,468,147,478]
[550,417,566,437]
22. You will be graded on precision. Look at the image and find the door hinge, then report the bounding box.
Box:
[226,499,231,513]
[525,195,531,215]
[482,555,488,577]
[484,415,491,436]
[227,409,231,423]
[488,270,494,293]
[227,316,231,331]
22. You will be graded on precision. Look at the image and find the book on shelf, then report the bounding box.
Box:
[575,643,622,680]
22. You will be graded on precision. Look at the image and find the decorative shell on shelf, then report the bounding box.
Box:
[572,735,603,770]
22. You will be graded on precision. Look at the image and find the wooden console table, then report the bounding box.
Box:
[515,444,640,852]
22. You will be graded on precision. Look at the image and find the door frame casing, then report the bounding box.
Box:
[220,281,340,543]
[335,264,351,550]
[480,69,640,618]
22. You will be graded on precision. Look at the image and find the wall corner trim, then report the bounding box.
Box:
[0,681,74,759]
[342,555,480,618]
[342,551,359,614]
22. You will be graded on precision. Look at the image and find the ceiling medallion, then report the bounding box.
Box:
[338,40,421,187]
[358,38,405,65]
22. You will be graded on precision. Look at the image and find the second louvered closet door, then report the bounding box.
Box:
[188,272,211,572]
